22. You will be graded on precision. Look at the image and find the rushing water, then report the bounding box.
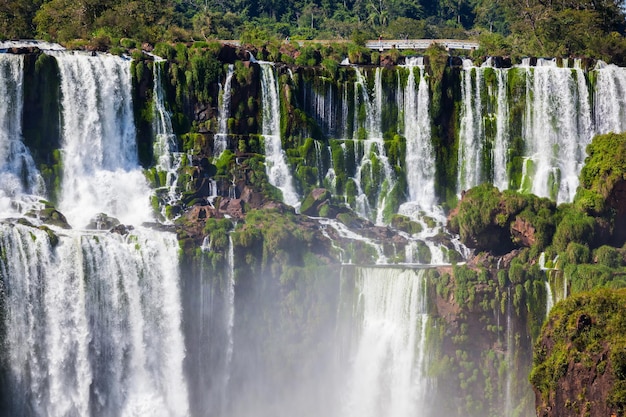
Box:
[259,62,300,207]
[215,64,235,156]
[152,58,184,220]
[343,268,431,417]
[0,51,190,417]
[403,57,435,208]
[0,53,45,213]
[458,59,486,193]
[522,58,593,203]
[0,224,189,417]
[3,50,626,417]
[49,51,152,228]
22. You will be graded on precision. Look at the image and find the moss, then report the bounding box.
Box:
[531,288,626,414]
[448,184,556,254]
[390,214,423,235]
[215,149,235,175]
[552,207,596,253]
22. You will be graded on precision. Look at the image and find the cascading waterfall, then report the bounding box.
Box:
[0,53,45,212]
[453,58,599,203]
[353,68,396,225]
[545,281,554,314]
[493,66,510,190]
[522,58,593,203]
[0,224,189,417]
[215,64,235,156]
[49,51,152,227]
[224,235,236,406]
[0,51,191,417]
[458,59,485,193]
[594,61,626,134]
[343,268,431,417]
[403,57,435,207]
[318,218,387,264]
[259,62,300,207]
[505,287,514,417]
[152,58,184,219]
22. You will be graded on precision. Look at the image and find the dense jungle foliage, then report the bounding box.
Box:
[3,0,626,63]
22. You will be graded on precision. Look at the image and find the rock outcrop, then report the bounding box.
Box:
[531,289,626,417]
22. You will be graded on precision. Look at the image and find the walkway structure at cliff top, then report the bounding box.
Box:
[220,38,480,50]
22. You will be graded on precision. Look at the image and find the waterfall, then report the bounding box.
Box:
[352,68,396,225]
[215,64,235,156]
[403,57,435,207]
[504,287,514,417]
[594,61,626,134]
[152,59,184,219]
[0,223,190,417]
[354,68,382,139]
[318,218,387,264]
[49,51,152,227]
[493,67,510,190]
[0,53,45,212]
[259,62,300,207]
[343,268,431,417]
[545,281,554,315]
[309,76,338,137]
[458,59,485,193]
[522,58,593,203]
[224,235,236,405]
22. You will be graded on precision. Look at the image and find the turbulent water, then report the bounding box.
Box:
[152,59,185,220]
[215,64,235,156]
[49,51,152,228]
[0,54,45,213]
[343,268,431,417]
[3,48,626,417]
[0,225,189,417]
[259,62,300,207]
[0,50,190,417]
[403,57,435,208]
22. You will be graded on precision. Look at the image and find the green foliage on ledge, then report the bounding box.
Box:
[577,132,626,214]
[232,208,322,272]
[448,184,556,254]
[530,288,626,414]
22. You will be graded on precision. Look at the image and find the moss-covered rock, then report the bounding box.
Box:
[448,184,556,255]
[530,289,626,417]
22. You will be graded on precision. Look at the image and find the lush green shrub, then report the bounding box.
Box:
[552,209,596,253]
[595,245,623,268]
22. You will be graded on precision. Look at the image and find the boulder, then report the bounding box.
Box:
[300,188,332,217]
[86,213,120,230]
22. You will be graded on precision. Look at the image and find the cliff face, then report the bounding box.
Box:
[531,289,626,417]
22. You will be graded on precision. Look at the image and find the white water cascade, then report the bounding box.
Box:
[152,58,184,219]
[545,281,554,314]
[458,59,485,193]
[259,62,300,207]
[0,53,45,213]
[0,224,190,417]
[49,51,152,227]
[493,65,510,190]
[318,217,387,264]
[594,61,626,134]
[353,68,396,224]
[403,57,435,207]
[343,268,431,417]
[215,64,235,156]
[521,58,593,203]
[224,235,236,404]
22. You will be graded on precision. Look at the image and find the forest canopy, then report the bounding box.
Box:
[2,0,626,61]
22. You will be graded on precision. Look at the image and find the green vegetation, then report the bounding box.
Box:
[448,184,556,254]
[2,0,625,64]
[530,289,626,414]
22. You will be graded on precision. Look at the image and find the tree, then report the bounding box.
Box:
[0,0,43,38]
